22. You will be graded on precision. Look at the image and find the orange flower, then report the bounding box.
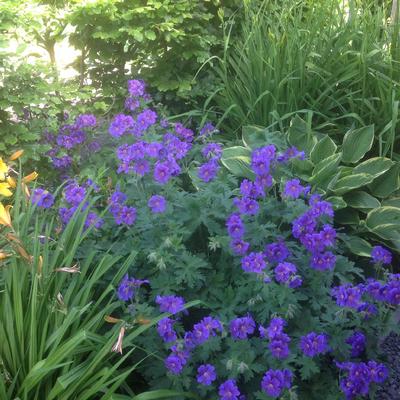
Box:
[0,252,10,260]
[22,171,38,183]
[9,150,24,161]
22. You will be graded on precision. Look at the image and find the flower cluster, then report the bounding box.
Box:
[117,274,149,302]
[108,189,137,226]
[260,317,291,360]
[198,142,222,182]
[299,332,330,357]
[346,331,366,358]
[261,369,292,398]
[31,188,54,209]
[336,360,388,399]
[371,245,392,265]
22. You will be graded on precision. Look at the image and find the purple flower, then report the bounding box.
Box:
[233,197,259,215]
[125,97,140,111]
[310,251,336,271]
[251,146,276,175]
[31,188,54,208]
[115,206,137,226]
[320,224,337,247]
[192,321,210,345]
[197,364,216,386]
[300,332,330,357]
[148,195,167,213]
[230,239,250,255]
[75,114,96,128]
[110,190,127,205]
[226,213,245,239]
[367,361,389,383]
[371,245,392,265]
[157,318,177,342]
[269,333,291,359]
[265,317,287,339]
[198,160,219,182]
[85,211,103,229]
[165,354,184,374]
[283,178,305,199]
[52,155,72,169]
[109,114,134,137]
[64,182,86,206]
[132,159,150,176]
[218,380,240,400]
[88,141,101,152]
[154,161,173,184]
[117,274,149,301]
[128,79,146,97]
[264,241,291,263]
[145,142,163,158]
[155,295,185,314]
[201,143,222,160]
[274,262,297,284]
[278,146,305,162]
[174,123,194,142]
[199,122,217,137]
[241,252,266,274]
[136,109,158,133]
[346,331,366,358]
[230,315,255,340]
[331,284,364,309]
[261,369,292,398]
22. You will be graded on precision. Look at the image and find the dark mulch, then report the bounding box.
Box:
[375,332,400,399]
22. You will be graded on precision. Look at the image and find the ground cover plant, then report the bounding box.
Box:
[28,80,400,399]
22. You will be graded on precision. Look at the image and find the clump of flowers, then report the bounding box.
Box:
[41,80,397,399]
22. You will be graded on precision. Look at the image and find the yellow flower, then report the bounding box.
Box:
[6,176,16,188]
[0,182,12,197]
[9,150,24,161]
[0,158,8,181]
[22,171,38,183]
[0,202,12,227]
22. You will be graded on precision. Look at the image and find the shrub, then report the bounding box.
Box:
[35,80,400,399]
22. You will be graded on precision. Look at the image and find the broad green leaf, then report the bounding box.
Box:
[342,125,374,163]
[309,153,342,189]
[145,30,156,40]
[242,125,286,150]
[310,135,337,164]
[344,236,372,257]
[287,115,317,154]
[365,206,400,241]
[382,197,400,207]
[368,163,400,198]
[221,146,255,180]
[332,173,375,195]
[343,191,381,210]
[353,157,394,179]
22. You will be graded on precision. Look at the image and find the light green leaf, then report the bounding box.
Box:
[343,191,381,210]
[310,135,337,164]
[242,125,286,150]
[368,163,400,198]
[309,153,342,189]
[353,157,394,178]
[365,206,400,241]
[287,115,317,154]
[221,146,255,179]
[326,196,347,210]
[344,236,372,257]
[341,125,374,163]
[332,173,375,195]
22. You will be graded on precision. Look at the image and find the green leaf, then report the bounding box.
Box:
[332,173,375,195]
[326,196,347,210]
[242,125,286,150]
[309,153,342,189]
[310,135,337,164]
[221,146,255,180]
[344,236,372,257]
[353,157,394,178]
[382,197,400,208]
[368,163,400,198]
[145,30,156,40]
[287,115,317,154]
[131,390,199,400]
[341,125,374,163]
[365,206,400,241]
[335,208,360,225]
[343,191,381,210]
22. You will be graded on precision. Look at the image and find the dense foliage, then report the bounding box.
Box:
[26,81,400,399]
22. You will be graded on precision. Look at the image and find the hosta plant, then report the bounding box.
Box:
[222,115,400,257]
